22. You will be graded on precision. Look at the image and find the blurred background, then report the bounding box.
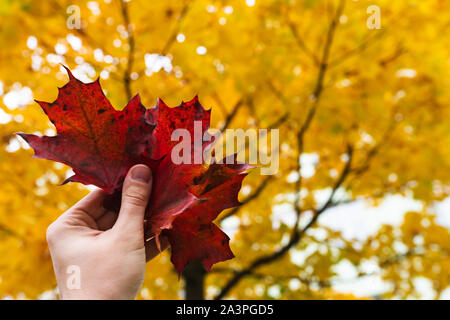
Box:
[1,0,450,300]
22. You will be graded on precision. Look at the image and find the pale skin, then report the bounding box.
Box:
[46,164,169,300]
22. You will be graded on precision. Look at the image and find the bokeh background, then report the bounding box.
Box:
[1,0,450,299]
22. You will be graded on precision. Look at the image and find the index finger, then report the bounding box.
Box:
[68,188,108,220]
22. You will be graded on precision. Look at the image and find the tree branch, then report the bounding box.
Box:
[213,120,351,301]
[214,1,347,299]
[218,175,272,223]
[119,0,135,101]
[212,247,428,297]
[219,98,245,133]
[287,21,320,66]
[299,144,353,236]
[216,110,289,223]
[0,224,19,238]
[161,2,191,55]
[211,267,331,288]
[328,30,386,68]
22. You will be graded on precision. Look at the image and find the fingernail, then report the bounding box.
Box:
[131,165,151,183]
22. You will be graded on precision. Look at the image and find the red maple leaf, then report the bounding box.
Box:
[166,158,250,272]
[18,67,155,194]
[18,67,249,273]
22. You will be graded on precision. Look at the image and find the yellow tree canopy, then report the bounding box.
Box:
[0,0,449,299]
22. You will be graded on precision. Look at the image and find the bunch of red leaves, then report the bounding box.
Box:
[18,67,249,273]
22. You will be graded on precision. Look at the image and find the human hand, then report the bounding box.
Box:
[46,164,169,300]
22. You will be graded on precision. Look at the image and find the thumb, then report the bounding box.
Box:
[114,164,152,233]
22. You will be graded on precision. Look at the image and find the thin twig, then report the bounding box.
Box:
[119,0,135,101]
[161,2,191,55]
[218,176,273,223]
[287,21,320,66]
[219,98,245,133]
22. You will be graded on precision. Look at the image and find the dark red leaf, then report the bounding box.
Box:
[18,66,155,194]
[165,159,250,272]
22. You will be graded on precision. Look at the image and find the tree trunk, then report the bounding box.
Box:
[183,260,206,300]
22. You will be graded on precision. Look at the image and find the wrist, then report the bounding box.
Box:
[56,269,137,300]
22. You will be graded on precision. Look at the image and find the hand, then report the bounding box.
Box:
[46,164,169,300]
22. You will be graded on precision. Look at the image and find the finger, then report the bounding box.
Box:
[67,188,107,220]
[96,211,118,231]
[145,236,170,262]
[114,164,152,233]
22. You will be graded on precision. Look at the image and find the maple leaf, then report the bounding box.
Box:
[147,97,211,160]
[18,67,249,273]
[143,99,250,272]
[18,66,155,194]
[165,158,250,272]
